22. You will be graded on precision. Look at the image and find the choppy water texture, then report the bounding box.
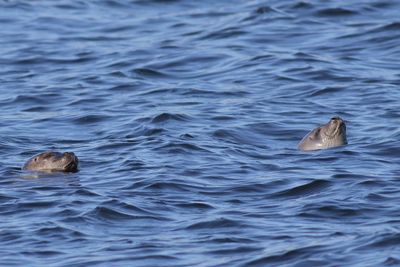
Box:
[1,0,400,266]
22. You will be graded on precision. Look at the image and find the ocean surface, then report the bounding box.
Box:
[1,0,400,266]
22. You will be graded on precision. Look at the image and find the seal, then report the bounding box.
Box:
[23,151,79,172]
[298,117,347,151]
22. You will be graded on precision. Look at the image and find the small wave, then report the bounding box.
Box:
[185,217,244,230]
[12,55,94,65]
[175,202,214,210]
[144,127,165,136]
[151,112,190,123]
[207,237,255,244]
[379,21,400,31]
[212,129,266,147]
[35,225,84,238]
[21,106,49,112]
[68,97,107,106]
[102,199,159,215]
[383,257,400,265]
[148,54,226,71]
[310,86,345,97]
[158,142,209,154]
[179,133,195,139]
[124,125,165,138]
[0,194,17,202]
[272,179,332,198]
[242,5,291,22]
[72,114,112,124]
[54,2,88,10]
[247,122,298,140]
[366,193,387,201]
[89,206,163,221]
[360,233,400,249]
[74,188,102,197]
[12,95,48,105]
[121,159,146,169]
[290,1,314,9]
[108,84,134,92]
[254,6,275,14]
[91,206,135,220]
[211,115,236,121]
[243,245,323,266]
[368,22,400,33]
[315,7,358,17]
[133,68,169,78]
[17,201,55,209]
[207,245,260,256]
[188,10,234,19]
[143,181,203,193]
[97,0,130,9]
[199,27,247,40]
[231,183,270,193]
[12,56,43,65]
[60,35,128,42]
[299,204,363,219]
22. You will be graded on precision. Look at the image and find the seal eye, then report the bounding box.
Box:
[34,158,37,162]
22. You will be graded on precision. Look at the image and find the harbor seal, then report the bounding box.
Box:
[298,117,347,151]
[23,151,79,172]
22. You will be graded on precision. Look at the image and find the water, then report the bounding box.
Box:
[1,0,400,266]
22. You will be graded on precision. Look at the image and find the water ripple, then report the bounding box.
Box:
[1,0,400,266]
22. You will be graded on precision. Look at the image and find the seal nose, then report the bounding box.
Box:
[331,117,344,123]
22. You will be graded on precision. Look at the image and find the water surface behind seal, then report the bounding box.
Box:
[1,0,400,266]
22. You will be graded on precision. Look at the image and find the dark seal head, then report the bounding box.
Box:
[298,117,347,151]
[23,151,79,172]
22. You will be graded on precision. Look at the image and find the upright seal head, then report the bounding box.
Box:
[23,151,79,172]
[298,117,347,151]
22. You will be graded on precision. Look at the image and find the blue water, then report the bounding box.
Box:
[1,0,400,266]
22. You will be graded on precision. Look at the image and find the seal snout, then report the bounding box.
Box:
[330,117,344,124]
[64,152,79,172]
[330,117,346,130]
[65,160,79,172]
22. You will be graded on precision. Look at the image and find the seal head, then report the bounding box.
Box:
[298,117,347,151]
[23,151,79,172]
